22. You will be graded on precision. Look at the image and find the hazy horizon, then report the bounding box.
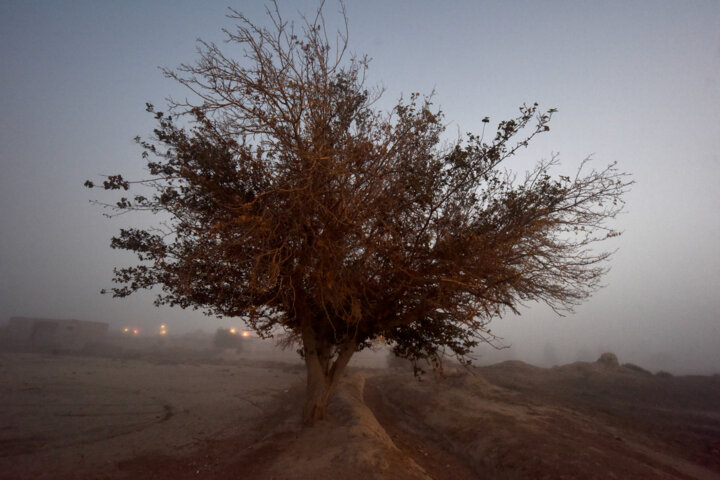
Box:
[1,1,718,374]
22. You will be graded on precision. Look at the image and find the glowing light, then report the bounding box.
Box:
[241,331,251,338]
[160,324,166,329]
[133,329,139,335]
[123,327,129,333]
[229,327,237,334]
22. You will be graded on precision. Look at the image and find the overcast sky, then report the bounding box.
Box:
[1,1,718,374]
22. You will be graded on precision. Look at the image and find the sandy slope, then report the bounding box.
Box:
[366,364,720,479]
[1,351,718,479]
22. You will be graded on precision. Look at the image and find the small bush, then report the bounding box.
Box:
[596,352,619,368]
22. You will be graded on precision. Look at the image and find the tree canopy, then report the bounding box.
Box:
[86,3,631,424]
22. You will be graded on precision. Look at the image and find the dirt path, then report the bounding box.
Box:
[3,353,719,479]
[363,377,480,479]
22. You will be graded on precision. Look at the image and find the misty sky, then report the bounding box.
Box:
[1,1,718,374]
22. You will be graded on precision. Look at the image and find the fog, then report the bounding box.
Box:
[1,1,719,375]
[3,319,720,478]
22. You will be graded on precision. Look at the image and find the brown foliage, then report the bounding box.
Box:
[87,2,631,423]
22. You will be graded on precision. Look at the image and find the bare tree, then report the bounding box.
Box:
[86,2,631,425]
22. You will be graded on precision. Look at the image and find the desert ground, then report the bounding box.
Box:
[1,337,719,479]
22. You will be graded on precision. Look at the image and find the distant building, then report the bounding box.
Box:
[6,317,108,351]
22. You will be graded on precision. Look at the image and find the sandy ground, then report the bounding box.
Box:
[1,348,719,479]
[0,351,302,479]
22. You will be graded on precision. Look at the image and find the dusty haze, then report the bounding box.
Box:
[1,1,719,374]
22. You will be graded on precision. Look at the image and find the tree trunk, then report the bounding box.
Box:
[301,326,356,425]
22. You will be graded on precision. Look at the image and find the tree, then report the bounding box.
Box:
[86,3,631,425]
